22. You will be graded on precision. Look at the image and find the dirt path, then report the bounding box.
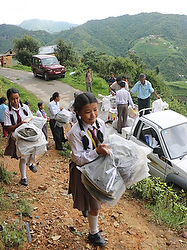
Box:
[1,130,187,250]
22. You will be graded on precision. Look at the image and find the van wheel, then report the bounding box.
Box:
[44,72,49,81]
[33,70,37,77]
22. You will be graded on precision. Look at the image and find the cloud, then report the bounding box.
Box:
[0,0,186,25]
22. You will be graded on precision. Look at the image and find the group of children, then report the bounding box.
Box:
[2,87,113,247]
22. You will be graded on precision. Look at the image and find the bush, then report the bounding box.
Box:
[130,177,187,229]
[0,162,12,184]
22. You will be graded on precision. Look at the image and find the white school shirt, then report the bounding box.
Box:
[4,104,33,126]
[116,88,135,108]
[48,100,60,119]
[67,118,106,166]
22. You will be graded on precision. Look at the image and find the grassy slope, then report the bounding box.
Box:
[131,36,178,59]
[166,80,187,101]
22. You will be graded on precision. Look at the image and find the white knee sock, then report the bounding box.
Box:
[26,155,35,166]
[87,213,99,235]
[19,158,27,179]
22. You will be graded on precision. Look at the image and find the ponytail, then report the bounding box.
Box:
[76,113,89,150]
[96,119,104,143]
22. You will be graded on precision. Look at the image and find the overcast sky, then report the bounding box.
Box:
[0,0,186,25]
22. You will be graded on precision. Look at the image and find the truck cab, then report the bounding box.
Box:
[127,110,187,191]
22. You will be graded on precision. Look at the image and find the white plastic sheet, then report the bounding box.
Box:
[78,134,150,206]
[55,109,72,126]
[152,98,169,112]
[12,117,47,159]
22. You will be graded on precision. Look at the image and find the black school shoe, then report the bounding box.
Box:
[29,164,37,173]
[82,210,88,217]
[88,232,107,247]
[20,178,28,186]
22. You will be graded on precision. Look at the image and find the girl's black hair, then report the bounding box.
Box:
[38,101,43,109]
[0,96,6,105]
[24,101,29,105]
[7,88,23,111]
[53,92,59,100]
[74,92,104,150]
[49,92,59,102]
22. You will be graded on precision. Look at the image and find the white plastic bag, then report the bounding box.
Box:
[152,99,169,112]
[13,122,47,159]
[55,109,72,126]
[78,134,150,206]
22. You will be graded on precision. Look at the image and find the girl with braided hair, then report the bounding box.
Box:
[4,88,37,186]
[67,92,109,247]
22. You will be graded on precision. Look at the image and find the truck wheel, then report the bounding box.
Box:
[166,173,187,191]
[61,74,65,78]
[44,72,49,81]
[33,70,37,77]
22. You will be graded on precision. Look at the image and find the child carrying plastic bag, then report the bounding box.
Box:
[77,134,150,206]
[12,116,47,159]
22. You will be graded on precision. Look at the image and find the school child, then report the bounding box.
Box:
[48,92,67,151]
[0,96,8,137]
[36,102,49,140]
[4,88,37,186]
[68,92,79,125]
[67,92,109,247]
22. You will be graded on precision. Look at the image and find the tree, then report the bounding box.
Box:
[81,50,106,72]
[13,35,40,66]
[55,39,78,67]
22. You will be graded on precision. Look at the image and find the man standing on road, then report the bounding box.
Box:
[85,67,93,92]
[130,73,160,116]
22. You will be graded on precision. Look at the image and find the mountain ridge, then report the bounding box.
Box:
[19,19,79,33]
[0,12,186,81]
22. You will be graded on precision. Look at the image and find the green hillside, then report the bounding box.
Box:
[131,36,177,59]
[167,81,187,102]
[0,24,54,53]
[130,35,187,80]
[0,12,186,81]
[57,13,187,57]
[55,13,187,81]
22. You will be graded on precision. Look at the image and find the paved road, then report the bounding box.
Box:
[0,67,80,109]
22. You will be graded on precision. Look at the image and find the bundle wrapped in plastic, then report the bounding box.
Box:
[12,117,47,159]
[78,134,150,206]
[152,98,169,112]
[28,116,47,129]
[55,109,72,127]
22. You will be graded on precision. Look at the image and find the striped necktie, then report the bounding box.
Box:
[88,127,98,148]
[15,110,21,124]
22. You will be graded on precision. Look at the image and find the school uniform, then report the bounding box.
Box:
[4,104,32,158]
[67,118,106,211]
[36,109,48,140]
[48,100,66,150]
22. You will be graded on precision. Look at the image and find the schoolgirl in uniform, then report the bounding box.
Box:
[36,102,49,140]
[4,88,37,186]
[67,92,109,247]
